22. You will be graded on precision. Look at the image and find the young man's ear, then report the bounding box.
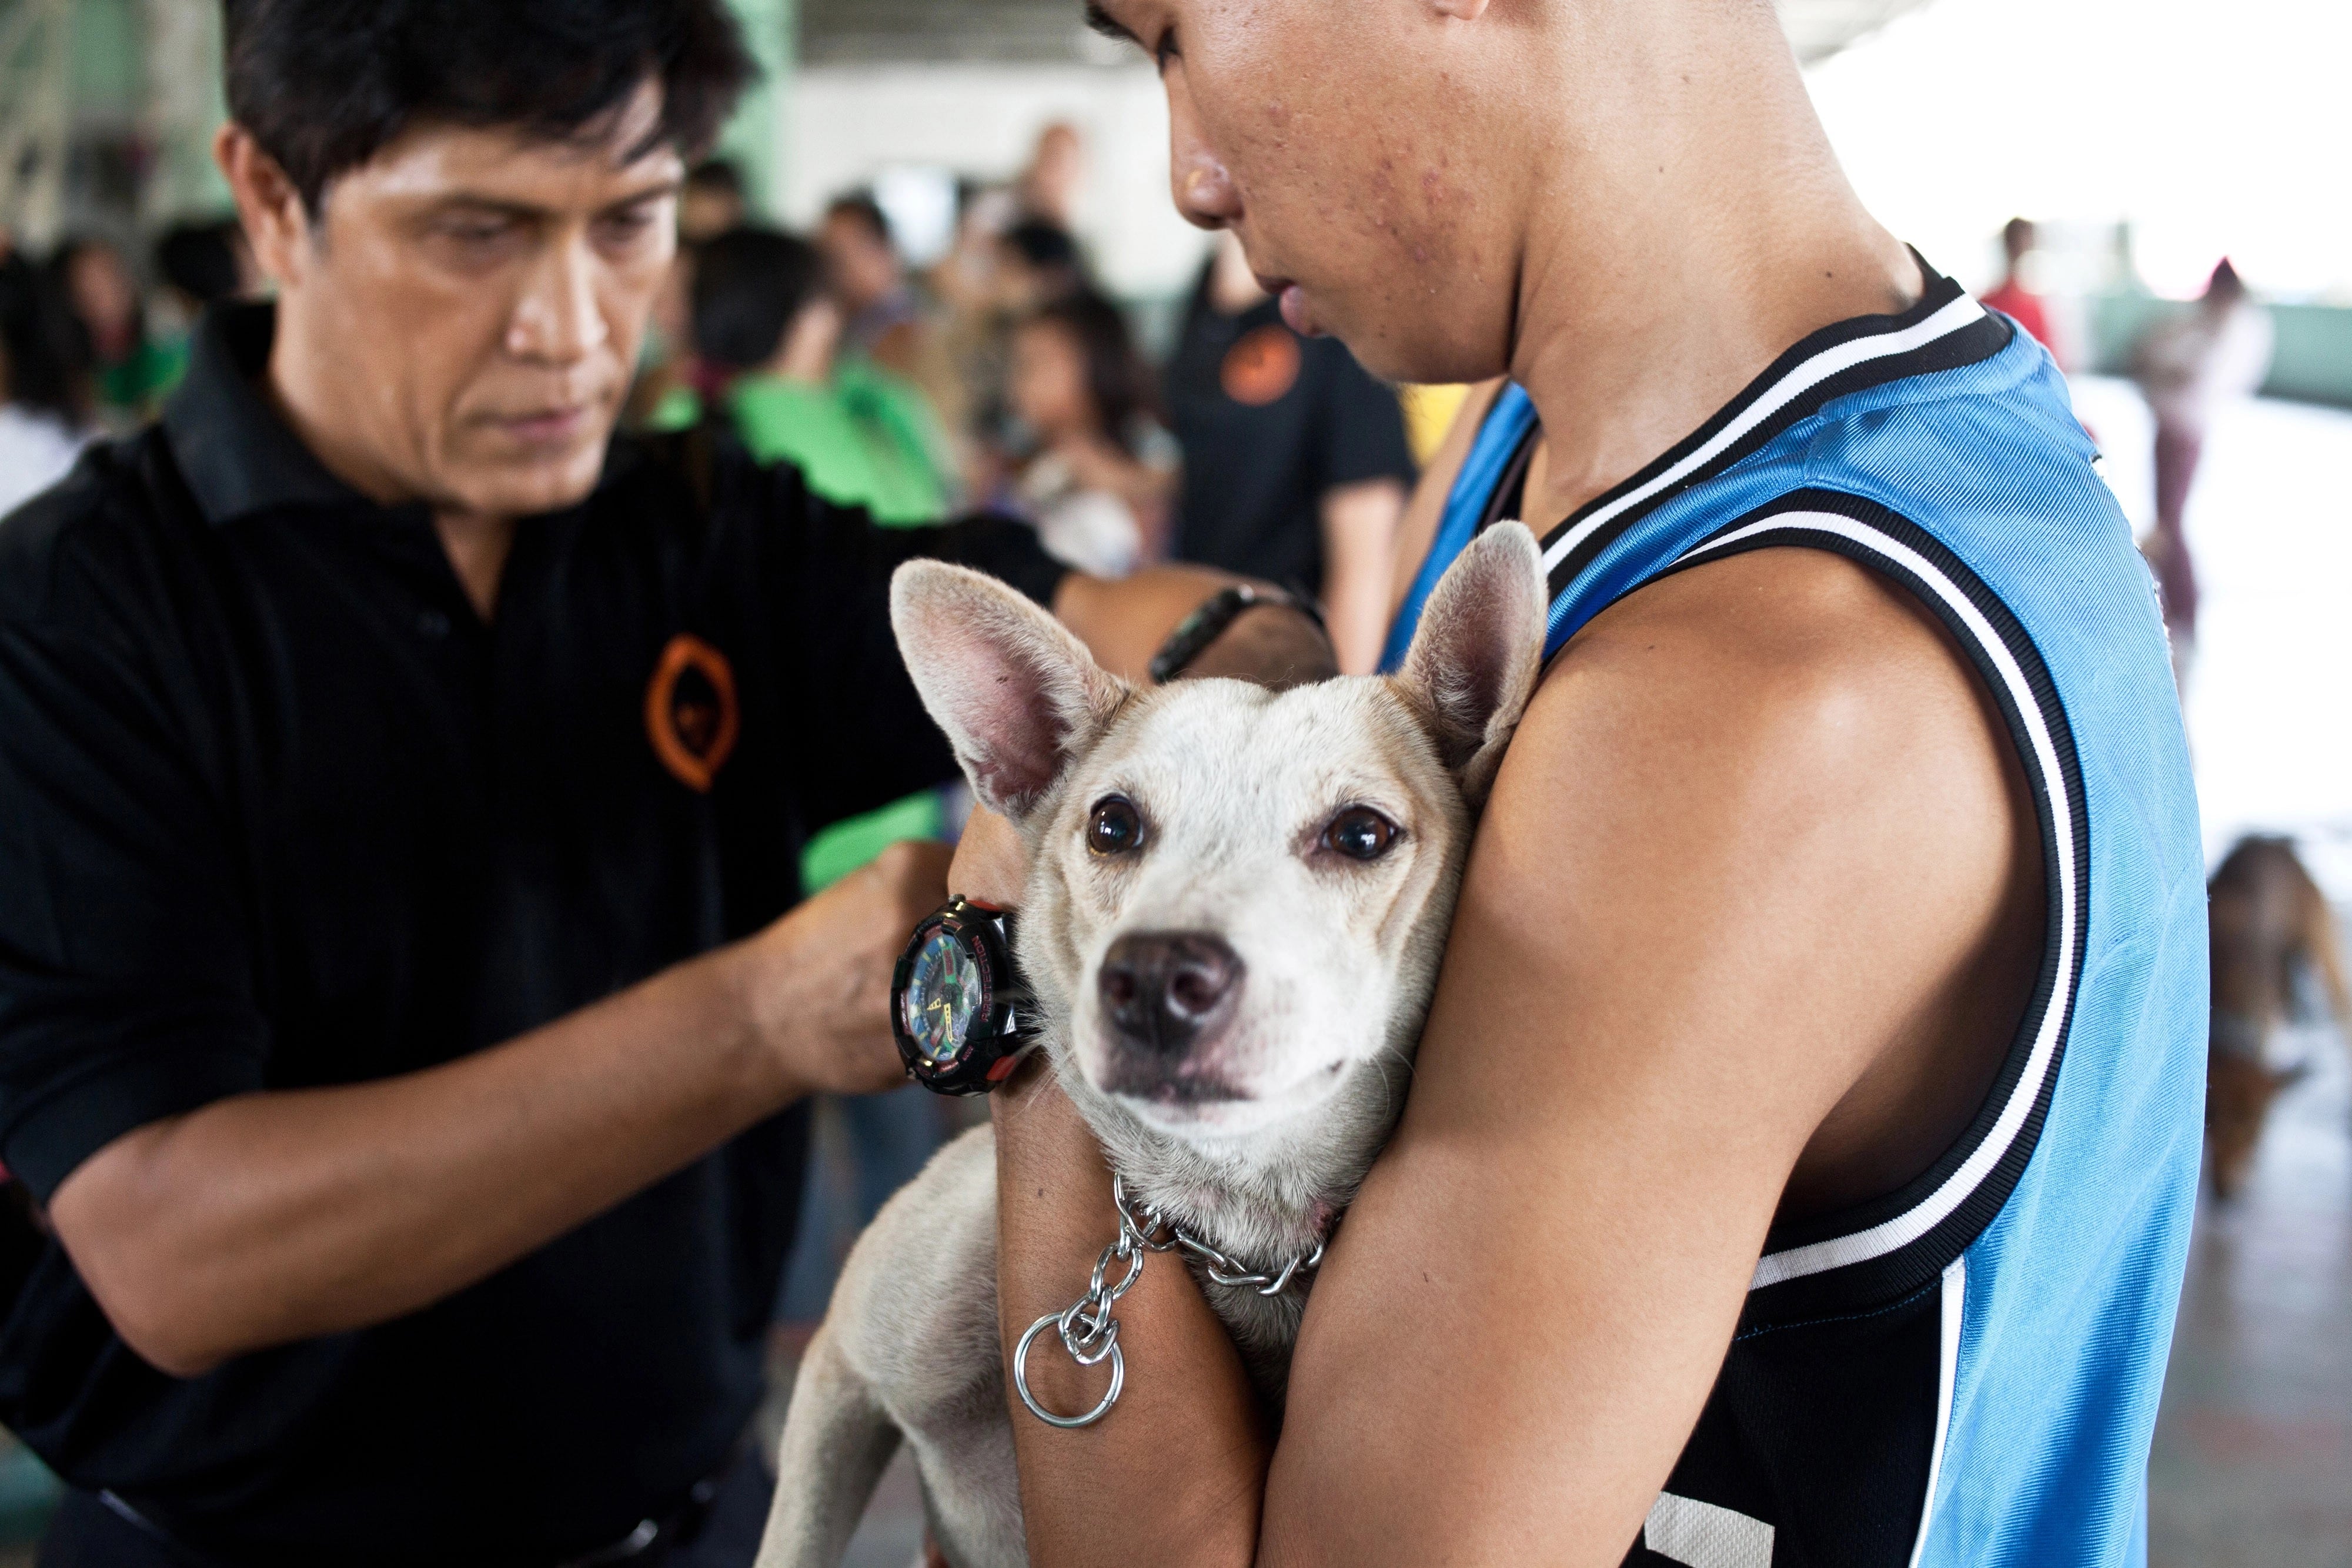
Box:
[213,124,310,290]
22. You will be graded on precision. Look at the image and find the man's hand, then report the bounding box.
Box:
[735,838,953,1097]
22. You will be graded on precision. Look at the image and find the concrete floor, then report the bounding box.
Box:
[2082,371,2352,1563]
[807,1067,2352,1566]
[2149,1036,2352,1567]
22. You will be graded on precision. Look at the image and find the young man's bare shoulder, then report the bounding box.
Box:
[1439,542,2037,1219]
[1532,544,1994,767]
[1484,542,2027,975]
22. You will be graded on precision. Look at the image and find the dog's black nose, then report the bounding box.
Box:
[1098,931,1244,1056]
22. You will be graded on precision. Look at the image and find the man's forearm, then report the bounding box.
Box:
[980,570,1333,1567]
[1054,566,1337,690]
[48,835,948,1378]
[50,941,793,1376]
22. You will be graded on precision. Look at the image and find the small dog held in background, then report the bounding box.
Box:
[754,524,1546,1568]
[2205,834,2352,1199]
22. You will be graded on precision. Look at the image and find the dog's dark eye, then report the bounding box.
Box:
[1323,807,1398,861]
[1087,796,1145,857]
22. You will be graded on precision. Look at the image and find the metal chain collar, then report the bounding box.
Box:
[1013,1174,1327,1430]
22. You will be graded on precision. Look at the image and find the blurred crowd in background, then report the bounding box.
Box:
[3,121,2288,697]
[624,122,1424,681]
[0,215,253,514]
[0,119,2287,701]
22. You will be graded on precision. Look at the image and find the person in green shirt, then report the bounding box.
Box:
[689,226,954,524]
[688,228,971,1322]
[687,222,968,880]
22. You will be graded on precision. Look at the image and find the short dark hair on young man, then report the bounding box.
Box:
[222,0,756,213]
[690,227,824,372]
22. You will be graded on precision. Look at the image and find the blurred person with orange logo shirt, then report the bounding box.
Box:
[1164,233,1415,673]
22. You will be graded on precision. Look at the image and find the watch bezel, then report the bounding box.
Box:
[891,895,1025,1095]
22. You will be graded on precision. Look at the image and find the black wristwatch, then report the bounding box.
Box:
[1148,583,1325,684]
[891,895,1033,1095]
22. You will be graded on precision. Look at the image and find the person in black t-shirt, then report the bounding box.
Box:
[1164,232,1417,673]
[0,5,1329,1564]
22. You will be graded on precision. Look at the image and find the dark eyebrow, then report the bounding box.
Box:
[1083,2,1140,45]
[600,176,685,214]
[420,173,681,225]
[426,196,547,222]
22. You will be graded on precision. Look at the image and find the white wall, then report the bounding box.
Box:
[1806,0,2352,302]
[783,63,1213,301]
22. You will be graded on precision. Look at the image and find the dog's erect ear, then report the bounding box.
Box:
[890,561,1129,824]
[1391,521,1546,810]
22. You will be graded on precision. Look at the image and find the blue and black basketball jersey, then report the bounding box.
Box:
[1382,262,2205,1567]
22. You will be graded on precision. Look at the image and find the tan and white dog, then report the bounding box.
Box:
[754,524,1546,1568]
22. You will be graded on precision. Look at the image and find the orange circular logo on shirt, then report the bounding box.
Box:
[645,634,740,793]
[1221,324,1302,407]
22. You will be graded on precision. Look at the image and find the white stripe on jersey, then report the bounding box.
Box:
[1671,511,2079,1292]
[1541,293,1987,577]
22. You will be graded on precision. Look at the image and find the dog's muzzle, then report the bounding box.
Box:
[1097,931,1246,1101]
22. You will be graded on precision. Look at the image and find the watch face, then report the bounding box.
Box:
[902,926,987,1066]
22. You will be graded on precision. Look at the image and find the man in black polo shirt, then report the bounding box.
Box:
[0,4,1325,1563]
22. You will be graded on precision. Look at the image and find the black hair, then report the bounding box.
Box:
[1001,219,1083,279]
[689,226,825,371]
[686,158,744,196]
[45,237,145,367]
[156,219,246,305]
[1024,290,1157,455]
[222,0,756,214]
[824,192,893,251]
[0,252,94,424]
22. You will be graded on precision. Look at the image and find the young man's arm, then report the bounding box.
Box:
[986,547,2039,1565]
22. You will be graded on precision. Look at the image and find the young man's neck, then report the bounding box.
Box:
[1503,16,1918,529]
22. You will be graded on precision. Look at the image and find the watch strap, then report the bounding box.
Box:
[1147,584,1324,685]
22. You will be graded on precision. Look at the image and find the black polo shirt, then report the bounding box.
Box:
[1164,275,1415,598]
[0,303,1064,1564]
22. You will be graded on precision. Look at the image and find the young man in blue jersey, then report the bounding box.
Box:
[954,0,2205,1563]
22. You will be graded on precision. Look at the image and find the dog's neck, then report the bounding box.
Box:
[1058,1066,1396,1272]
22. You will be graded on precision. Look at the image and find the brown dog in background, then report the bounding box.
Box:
[2206,835,2352,1198]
